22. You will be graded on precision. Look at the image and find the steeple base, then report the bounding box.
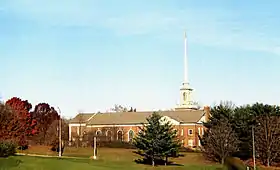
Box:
[174,104,199,111]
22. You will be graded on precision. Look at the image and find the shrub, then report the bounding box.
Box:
[50,140,65,154]
[224,157,247,170]
[17,139,29,150]
[0,141,17,157]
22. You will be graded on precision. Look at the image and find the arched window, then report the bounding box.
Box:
[183,92,187,101]
[117,130,123,141]
[106,130,112,141]
[96,130,102,136]
[128,130,134,142]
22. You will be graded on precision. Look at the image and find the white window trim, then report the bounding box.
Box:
[188,129,193,135]
[128,129,135,142]
[188,139,193,147]
[117,130,123,141]
[96,130,102,136]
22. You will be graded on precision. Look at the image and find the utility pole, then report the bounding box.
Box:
[252,126,256,170]
[58,107,62,157]
[93,137,97,159]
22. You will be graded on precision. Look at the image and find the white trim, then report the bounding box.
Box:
[87,113,98,121]
[87,124,144,128]
[69,125,72,141]
[197,115,206,123]
[128,129,135,142]
[117,130,123,141]
[180,123,199,126]
[71,123,202,127]
[188,139,193,147]
[96,130,102,135]
[188,129,193,135]
[69,123,86,126]
[160,116,180,125]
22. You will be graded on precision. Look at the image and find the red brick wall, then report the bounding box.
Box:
[70,124,205,148]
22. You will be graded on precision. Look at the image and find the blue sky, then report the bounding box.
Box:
[1,0,280,118]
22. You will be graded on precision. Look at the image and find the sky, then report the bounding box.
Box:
[1,0,280,118]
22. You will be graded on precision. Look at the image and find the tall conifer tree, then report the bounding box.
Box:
[133,112,181,166]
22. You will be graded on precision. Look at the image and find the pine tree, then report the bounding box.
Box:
[159,121,181,166]
[200,102,239,164]
[133,112,181,166]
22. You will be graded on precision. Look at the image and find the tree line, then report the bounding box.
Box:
[0,97,69,149]
[200,102,280,167]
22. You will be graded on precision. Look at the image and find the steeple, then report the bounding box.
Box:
[175,31,198,111]
[184,31,188,83]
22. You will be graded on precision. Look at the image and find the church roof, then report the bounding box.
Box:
[70,110,205,125]
[69,113,95,123]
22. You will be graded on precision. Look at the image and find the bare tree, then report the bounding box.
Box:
[111,104,128,112]
[201,118,239,164]
[255,115,280,167]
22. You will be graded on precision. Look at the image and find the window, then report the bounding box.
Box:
[96,130,102,136]
[128,130,134,142]
[183,92,186,101]
[106,130,112,141]
[117,130,123,141]
[198,127,201,135]
[181,129,184,136]
[188,140,193,147]
[188,129,193,135]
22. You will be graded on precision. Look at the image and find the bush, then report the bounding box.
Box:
[0,141,17,157]
[17,139,29,150]
[50,140,65,154]
[224,157,247,170]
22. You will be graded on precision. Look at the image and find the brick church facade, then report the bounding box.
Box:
[69,32,210,148]
[68,107,210,148]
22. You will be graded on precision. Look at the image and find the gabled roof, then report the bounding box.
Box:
[70,110,205,125]
[69,113,95,123]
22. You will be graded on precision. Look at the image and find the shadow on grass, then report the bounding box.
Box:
[0,157,23,169]
[132,151,183,167]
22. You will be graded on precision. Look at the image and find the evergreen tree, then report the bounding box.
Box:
[159,121,181,165]
[133,112,181,166]
[200,102,239,164]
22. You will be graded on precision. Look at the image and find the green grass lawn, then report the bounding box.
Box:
[0,156,222,170]
[0,146,223,170]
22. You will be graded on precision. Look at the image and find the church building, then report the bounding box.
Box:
[69,32,210,148]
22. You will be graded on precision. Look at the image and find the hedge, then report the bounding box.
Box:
[0,141,17,157]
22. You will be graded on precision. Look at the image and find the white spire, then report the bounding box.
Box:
[184,31,188,83]
[175,31,198,111]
